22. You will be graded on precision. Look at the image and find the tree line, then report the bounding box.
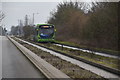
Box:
[47,2,118,51]
[0,26,7,36]
[10,15,35,39]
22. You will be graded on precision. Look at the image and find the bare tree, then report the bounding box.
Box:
[0,11,5,35]
[0,11,5,22]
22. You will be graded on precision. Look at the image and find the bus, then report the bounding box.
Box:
[33,24,56,42]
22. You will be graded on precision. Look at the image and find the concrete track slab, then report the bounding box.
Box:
[2,36,45,78]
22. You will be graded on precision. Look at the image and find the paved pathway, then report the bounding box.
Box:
[2,36,45,78]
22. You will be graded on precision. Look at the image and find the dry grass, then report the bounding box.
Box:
[12,37,106,79]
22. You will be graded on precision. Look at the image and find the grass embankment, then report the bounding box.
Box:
[37,43,120,71]
[12,37,106,79]
[55,41,119,56]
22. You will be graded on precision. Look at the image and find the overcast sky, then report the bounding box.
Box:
[2,2,59,31]
[1,0,119,31]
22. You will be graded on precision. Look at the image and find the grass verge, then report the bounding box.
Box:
[12,37,106,79]
[37,43,120,71]
[55,40,119,56]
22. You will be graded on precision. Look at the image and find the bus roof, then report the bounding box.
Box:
[37,24,54,26]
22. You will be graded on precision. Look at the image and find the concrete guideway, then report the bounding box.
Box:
[8,36,71,79]
[15,37,120,80]
[2,36,45,78]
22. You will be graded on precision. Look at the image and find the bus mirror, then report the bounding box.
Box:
[55,29,56,31]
